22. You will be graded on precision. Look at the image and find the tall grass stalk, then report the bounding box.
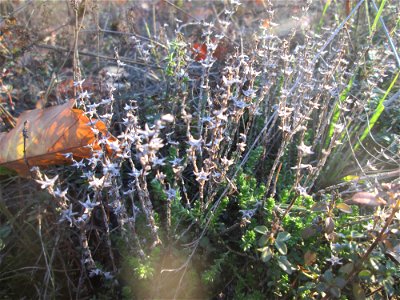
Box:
[354,70,399,150]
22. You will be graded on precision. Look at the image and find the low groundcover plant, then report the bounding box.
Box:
[0,0,399,299]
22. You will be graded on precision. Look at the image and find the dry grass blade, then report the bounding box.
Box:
[0,104,16,128]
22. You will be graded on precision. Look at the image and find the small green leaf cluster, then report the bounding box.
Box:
[236,173,265,210]
[244,146,264,174]
[201,253,229,285]
[126,248,160,280]
[241,229,256,252]
[165,37,188,77]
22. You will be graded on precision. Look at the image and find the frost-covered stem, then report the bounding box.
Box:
[180,178,191,208]
[198,33,211,138]
[76,223,95,300]
[264,132,290,199]
[71,0,84,92]
[199,182,205,212]
[127,192,145,259]
[166,197,172,240]
[305,128,342,190]
[313,48,346,144]
[271,162,283,198]
[188,146,199,175]
[78,225,96,270]
[136,174,161,248]
[98,201,117,272]
[294,130,306,187]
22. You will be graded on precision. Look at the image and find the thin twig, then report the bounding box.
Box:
[22,120,30,170]
[313,169,400,196]
[94,28,167,49]
[36,43,162,69]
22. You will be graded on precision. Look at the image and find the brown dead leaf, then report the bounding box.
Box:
[0,99,115,175]
[325,217,335,234]
[304,250,317,266]
[346,192,387,207]
[301,226,317,239]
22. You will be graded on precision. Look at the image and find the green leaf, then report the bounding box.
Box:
[254,225,268,235]
[325,75,355,147]
[275,241,287,255]
[354,70,399,151]
[341,175,359,182]
[317,0,331,31]
[277,256,295,275]
[258,235,269,247]
[323,269,334,281]
[336,203,352,214]
[276,231,291,242]
[339,262,354,275]
[0,225,11,239]
[382,276,395,296]
[259,247,273,262]
[352,283,366,300]
[369,257,381,271]
[311,201,328,212]
[358,269,371,279]
[334,277,346,288]
[348,231,365,239]
[370,0,387,33]
[329,287,341,298]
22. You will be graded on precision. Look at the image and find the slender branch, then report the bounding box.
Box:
[36,43,162,69]
[313,169,400,196]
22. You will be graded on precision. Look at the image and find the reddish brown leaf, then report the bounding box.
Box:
[192,42,207,61]
[261,19,270,29]
[0,99,115,175]
[192,38,231,62]
[346,192,387,207]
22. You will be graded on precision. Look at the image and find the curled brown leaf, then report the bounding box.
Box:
[346,192,387,207]
[0,99,115,176]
